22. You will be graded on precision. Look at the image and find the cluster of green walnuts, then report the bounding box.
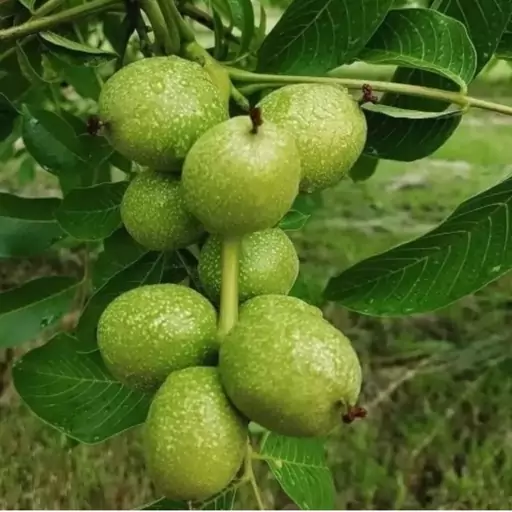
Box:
[95,54,368,503]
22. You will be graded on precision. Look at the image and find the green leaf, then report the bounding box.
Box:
[1,0,22,22]
[497,23,512,60]
[349,154,379,182]
[199,484,239,510]
[0,92,18,141]
[17,155,36,186]
[46,53,102,100]
[139,499,187,510]
[257,0,395,75]
[79,134,116,185]
[12,333,151,444]
[363,108,462,161]
[102,12,134,67]
[76,252,165,352]
[0,193,64,257]
[212,0,239,30]
[360,8,477,88]
[109,150,132,174]
[289,271,326,308]
[39,31,117,67]
[92,228,148,291]
[16,40,45,84]
[279,192,323,231]
[440,0,512,76]
[363,0,512,161]
[0,276,79,349]
[142,481,239,510]
[260,433,335,510]
[20,104,86,191]
[251,3,267,52]
[325,175,512,316]
[17,0,36,12]
[55,182,127,241]
[0,45,33,102]
[233,0,254,56]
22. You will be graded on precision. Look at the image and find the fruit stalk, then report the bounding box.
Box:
[155,0,181,54]
[165,0,196,43]
[244,443,265,510]
[179,3,240,45]
[139,0,176,55]
[227,67,512,118]
[218,237,240,336]
[0,0,121,42]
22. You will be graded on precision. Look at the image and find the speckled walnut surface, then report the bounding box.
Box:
[99,56,229,171]
[97,284,218,391]
[220,295,362,437]
[198,228,299,303]
[144,367,247,502]
[258,83,367,193]
[182,116,301,236]
[121,169,204,251]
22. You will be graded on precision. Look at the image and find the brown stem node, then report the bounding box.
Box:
[249,107,263,134]
[342,405,367,424]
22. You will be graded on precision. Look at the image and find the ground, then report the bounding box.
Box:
[1,77,512,509]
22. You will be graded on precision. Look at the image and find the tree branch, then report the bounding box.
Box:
[0,0,121,43]
[179,3,239,45]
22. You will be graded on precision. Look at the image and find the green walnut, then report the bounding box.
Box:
[97,284,217,391]
[239,294,324,320]
[198,228,299,303]
[144,367,248,502]
[257,84,367,193]
[181,115,301,236]
[98,56,229,171]
[120,169,203,251]
[219,295,362,437]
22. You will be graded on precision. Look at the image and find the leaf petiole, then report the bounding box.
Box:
[244,442,265,510]
[227,67,512,117]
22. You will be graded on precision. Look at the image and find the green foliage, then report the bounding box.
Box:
[257,0,396,74]
[55,182,127,241]
[12,333,151,443]
[0,277,79,348]
[260,433,335,510]
[325,176,512,315]
[0,193,63,257]
[2,0,512,509]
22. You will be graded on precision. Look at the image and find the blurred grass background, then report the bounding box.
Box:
[2,0,512,509]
